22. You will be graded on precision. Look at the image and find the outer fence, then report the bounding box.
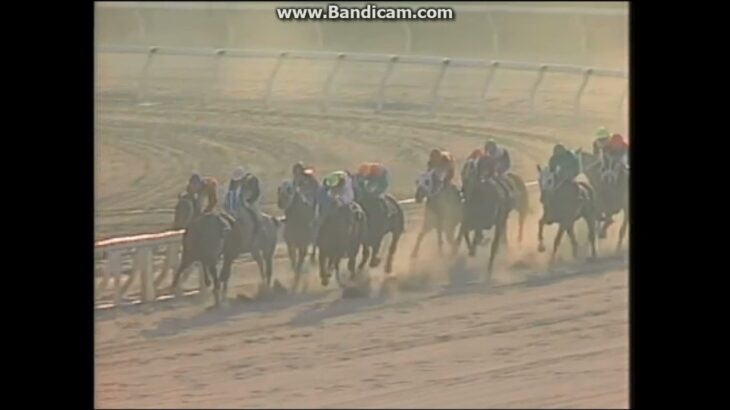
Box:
[95,182,540,309]
[98,45,628,120]
[96,2,628,57]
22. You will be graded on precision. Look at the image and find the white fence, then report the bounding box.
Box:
[97,2,628,56]
[98,45,628,120]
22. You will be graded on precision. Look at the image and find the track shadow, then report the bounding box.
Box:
[140,287,331,339]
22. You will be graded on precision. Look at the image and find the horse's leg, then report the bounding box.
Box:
[566,223,579,260]
[252,249,267,291]
[550,225,566,267]
[369,236,384,268]
[599,213,614,239]
[487,219,506,280]
[319,252,330,286]
[411,225,430,259]
[357,242,370,273]
[171,258,195,294]
[287,243,297,272]
[437,227,444,256]
[466,229,477,258]
[538,214,547,253]
[265,247,275,289]
[452,223,465,256]
[518,205,527,245]
[206,260,219,306]
[385,232,401,274]
[218,255,236,307]
[617,206,629,254]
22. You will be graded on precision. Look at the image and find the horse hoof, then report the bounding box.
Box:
[538,243,546,253]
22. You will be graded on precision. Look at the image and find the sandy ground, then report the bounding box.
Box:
[95,50,629,408]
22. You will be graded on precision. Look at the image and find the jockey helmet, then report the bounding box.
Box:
[231,166,246,182]
[485,139,497,154]
[553,143,567,155]
[324,171,345,188]
[189,173,202,186]
[292,162,304,175]
[358,163,371,176]
[610,133,625,146]
[596,126,610,139]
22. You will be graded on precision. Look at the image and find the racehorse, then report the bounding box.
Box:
[217,204,281,307]
[354,188,405,274]
[316,202,368,288]
[581,151,629,253]
[277,180,317,292]
[171,192,232,299]
[411,169,463,258]
[453,156,521,277]
[536,164,598,264]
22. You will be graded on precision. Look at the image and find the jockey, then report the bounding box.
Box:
[461,148,486,190]
[356,162,390,199]
[484,138,511,177]
[292,161,319,202]
[603,133,629,167]
[592,126,612,156]
[323,170,355,208]
[548,143,581,187]
[427,149,456,190]
[225,166,263,231]
[186,173,219,214]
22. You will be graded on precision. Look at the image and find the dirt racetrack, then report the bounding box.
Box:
[95,48,629,407]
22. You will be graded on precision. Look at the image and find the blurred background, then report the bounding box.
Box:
[96,1,628,68]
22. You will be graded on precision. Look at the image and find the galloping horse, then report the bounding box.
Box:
[354,188,405,274]
[410,170,463,259]
[277,180,317,292]
[316,202,368,288]
[581,152,629,253]
[536,165,598,264]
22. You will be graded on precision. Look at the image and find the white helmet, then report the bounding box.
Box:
[231,166,246,181]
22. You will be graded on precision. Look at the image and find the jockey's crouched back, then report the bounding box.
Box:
[186,173,219,214]
[224,166,263,233]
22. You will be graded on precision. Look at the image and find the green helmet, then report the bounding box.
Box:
[596,126,610,139]
[324,171,346,188]
[553,143,567,155]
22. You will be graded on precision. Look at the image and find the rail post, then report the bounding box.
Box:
[109,250,122,307]
[528,64,549,115]
[138,247,155,303]
[430,58,450,116]
[574,68,593,116]
[264,52,288,109]
[375,55,398,113]
[481,61,500,117]
[136,46,159,103]
[155,242,178,289]
[320,53,345,113]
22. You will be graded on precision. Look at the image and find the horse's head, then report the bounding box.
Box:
[173,192,197,230]
[277,180,296,210]
[414,170,436,203]
[537,164,557,200]
[600,155,627,185]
